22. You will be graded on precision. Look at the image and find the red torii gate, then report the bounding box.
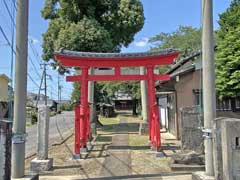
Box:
[54,49,179,156]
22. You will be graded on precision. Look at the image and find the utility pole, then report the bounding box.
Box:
[57,72,61,112]
[35,70,44,108]
[43,63,47,106]
[59,85,62,104]
[11,0,29,178]
[58,72,60,102]
[202,0,216,176]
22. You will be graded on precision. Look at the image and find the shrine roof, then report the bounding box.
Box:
[55,49,178,59]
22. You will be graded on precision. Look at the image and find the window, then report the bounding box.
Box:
[193,89,202,106]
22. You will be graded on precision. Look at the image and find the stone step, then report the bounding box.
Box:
[39,174,192,180]
[171,163,205,172]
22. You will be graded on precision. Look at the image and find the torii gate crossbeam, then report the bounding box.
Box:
[54,49,179,156]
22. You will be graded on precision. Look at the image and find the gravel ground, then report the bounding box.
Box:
[25,111,189,180]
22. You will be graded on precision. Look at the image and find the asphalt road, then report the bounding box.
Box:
[25,111,74,158]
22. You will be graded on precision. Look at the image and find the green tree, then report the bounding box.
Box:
[149,26,201,73]
[149,26,201,58]
[71,82,80,103]
[216,0,240,99]
[41,0,144,102]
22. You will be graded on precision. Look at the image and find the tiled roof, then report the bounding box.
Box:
[55,49,178,59]
[166,51,201,74]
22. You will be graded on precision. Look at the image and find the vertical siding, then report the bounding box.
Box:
[174,70,201,138]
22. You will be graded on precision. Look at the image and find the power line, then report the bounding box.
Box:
[0,24,40,89]
[2,0,16,28]
[1,0,42,81]
[11,0,17,11]
[29,40,41,64]
[28,74,40,88]
[28,55,41,79]
[0,6,12,32]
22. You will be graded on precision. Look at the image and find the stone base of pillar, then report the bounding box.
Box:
[139,122,148,135]
[72,154,80,160]
[30,158,53,173]
[80,148,87,153]
[87,142,93,150]
[11,175,39,180]
[192,172,214,180]
[155,151,165,158]
[91,123,97,136]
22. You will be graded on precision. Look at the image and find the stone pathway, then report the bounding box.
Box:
[29,111,192,180]
[100,117,132,177]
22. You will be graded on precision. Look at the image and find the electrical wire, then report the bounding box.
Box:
[1,0,42,83]
[11,0,16,11]
[1,0,70,100]
[29,40,42,65]
[0,24,40,89]
[2,0,16,28]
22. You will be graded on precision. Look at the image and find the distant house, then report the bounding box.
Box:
[113,92,134,110]
[27,92,47,102]
[0,74,10,119]
[156,51,240,139]
[36,100,58,112]
[93,68,141,111]
[27,92,58,112]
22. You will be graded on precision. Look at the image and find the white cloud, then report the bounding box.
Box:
[29,36,40,44]
[134,37,149,47]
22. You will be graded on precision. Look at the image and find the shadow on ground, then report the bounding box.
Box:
[82,172,190,180]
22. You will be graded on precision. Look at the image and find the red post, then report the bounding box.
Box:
[74,105,80,154]
[115,67,121,76]
[86,107,90,139]
[79,67,89,148]
[147,66,161,151]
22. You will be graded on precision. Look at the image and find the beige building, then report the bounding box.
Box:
[0,74,10,102]
[156,52,240,140]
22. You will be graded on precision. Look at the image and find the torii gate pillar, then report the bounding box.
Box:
[147,66,161,151]
[74,67,90,155]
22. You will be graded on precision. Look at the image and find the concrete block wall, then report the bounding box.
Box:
[180,106,204,153]
[0,120,12,180]
[221,118,240,180]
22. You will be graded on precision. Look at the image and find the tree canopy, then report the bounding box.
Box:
[42,0,144,62]
[149,26,201,58]
[149,26,201,74]
[41,0,145,102]
[216,0,240,98]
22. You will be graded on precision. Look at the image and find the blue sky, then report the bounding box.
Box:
[0,0,232,100]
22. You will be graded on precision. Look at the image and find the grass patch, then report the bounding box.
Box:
[129,134,149,147]
[99,117,120,132]
[26,122,32,127]
[50,111,57,117]
[99,117,119,125]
